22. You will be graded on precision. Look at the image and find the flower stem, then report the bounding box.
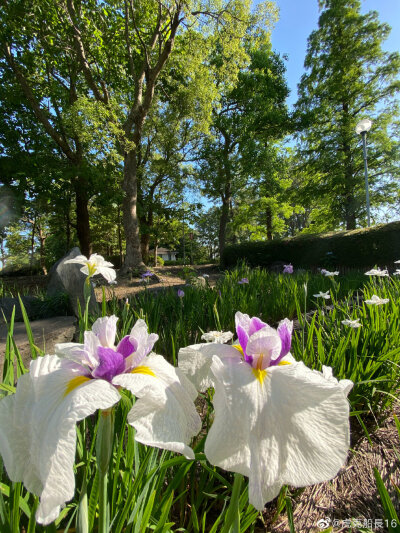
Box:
[83,277,92,331]
[97,409,114,533]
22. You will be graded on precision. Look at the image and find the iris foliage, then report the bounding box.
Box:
[0,265,399,532]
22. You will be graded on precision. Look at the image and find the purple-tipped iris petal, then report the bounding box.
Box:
[270,320,293,366]
[236,324,253,364]
[117,336,138,359]
[248,317,267,337]
[92,347,126,382]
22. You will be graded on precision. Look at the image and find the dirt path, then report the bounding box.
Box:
[0,265,221,302]
[94,264,221,301]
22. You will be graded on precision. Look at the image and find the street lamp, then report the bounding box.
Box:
[355,118,372,227]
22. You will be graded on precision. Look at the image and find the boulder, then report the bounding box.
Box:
[188,276,207,288]
[0,295,40,323]
[47,247,98,317]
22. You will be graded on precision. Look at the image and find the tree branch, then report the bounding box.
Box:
[2,42,77,162]
[65,0,109,104]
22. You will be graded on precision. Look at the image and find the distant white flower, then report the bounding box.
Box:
[202,274,210,278]
[341,318,362,328]
[365,294,389,305]
[313,291,330,299]
[201,331,234,344]
[321,270,339,277]
[65,253,116,282]
[394,260,400,264]
[393,270,400,276]
[364,268,389,277]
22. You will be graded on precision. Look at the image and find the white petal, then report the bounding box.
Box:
[83,331,101,367]
[92,315,118,348]
[55,342,87,365]
[89,254,114,268]
[96,266,117,282]
[204,357,351,510]
[80,265,90,276]
[321,366,353,397]
[112,354,201,459]
[64,255,88,265]
[126,319,159,368]
[0,355,120,525]
[178,343,239,391]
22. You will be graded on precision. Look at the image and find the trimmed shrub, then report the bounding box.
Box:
[222,221,400,269]
[148,255,165,266]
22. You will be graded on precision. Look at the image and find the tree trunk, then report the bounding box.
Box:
[342,102,357,230]
[117,205,123,265]
[140,231,150,264]
[121,149,145,272]
[266,206,273,240]
[74,174,91,257]
[154,243,158,267]
[0,236,5,268]
[38,226,47,275]
[65,208,71,251]
[219,194,230,262]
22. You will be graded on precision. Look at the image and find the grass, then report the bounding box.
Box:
[0,265,399,532]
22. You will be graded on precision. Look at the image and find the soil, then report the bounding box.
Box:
[0,264,222,301]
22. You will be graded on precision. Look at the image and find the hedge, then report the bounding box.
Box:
[222,221,400,270]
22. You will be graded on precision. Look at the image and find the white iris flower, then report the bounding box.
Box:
[178,312,352,511]
[201,331,234,343]
[341,318,362,328]
[65,253,117,282]
[321,269,339,276]
[313,290,331,299]
[0,316,201,525]
[364,294,389,305]
[364,268,389,277]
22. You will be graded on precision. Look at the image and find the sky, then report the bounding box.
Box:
[265,0,400,108]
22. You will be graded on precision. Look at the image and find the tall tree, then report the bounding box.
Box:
[296,0,400,230]
[198,38,291,257]
[0,1,99,255]
[58,0,254,272]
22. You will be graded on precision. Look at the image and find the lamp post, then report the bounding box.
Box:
[355,118,372,227]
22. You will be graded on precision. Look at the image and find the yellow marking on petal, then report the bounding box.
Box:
[252,368,267,385]
[64,376,91,397]
[131,365,155,377]
[87,262,97,277]
[233,344,244,356]
[278,361,291,366]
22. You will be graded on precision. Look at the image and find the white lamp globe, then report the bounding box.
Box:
[355,118,372,135]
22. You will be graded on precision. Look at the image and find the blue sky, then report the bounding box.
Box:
[264,0,400,108]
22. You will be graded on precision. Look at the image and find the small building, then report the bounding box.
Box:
[149,248,177,261]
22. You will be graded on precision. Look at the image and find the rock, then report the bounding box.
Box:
[47,247,98,317]
[0,295,40,323]
[0,316,77,377]
[268,261,287,273]
[188,276,207,288]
